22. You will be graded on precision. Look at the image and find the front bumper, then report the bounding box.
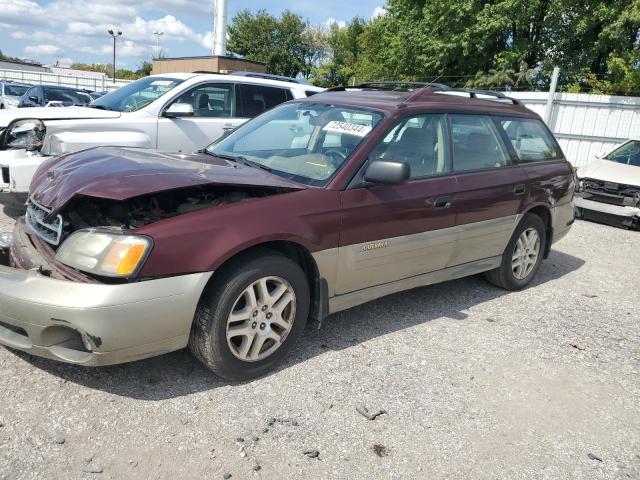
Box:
[0,149,49,193]
[574,194,640,228]
[0,223,212,366]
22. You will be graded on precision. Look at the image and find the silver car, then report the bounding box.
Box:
[0,81,31,110]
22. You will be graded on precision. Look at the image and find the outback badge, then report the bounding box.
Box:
[362,241,389,252]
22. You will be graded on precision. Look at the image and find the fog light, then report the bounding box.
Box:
[0,232,13,249]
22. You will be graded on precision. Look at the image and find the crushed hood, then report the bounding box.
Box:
[578,158,640,186]
[0,106,121,128]
[29,147,306,213]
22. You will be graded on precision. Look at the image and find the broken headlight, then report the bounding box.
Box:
[3,119,45,151]
[56,230,152,278]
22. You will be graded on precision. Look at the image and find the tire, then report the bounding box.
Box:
[189,249,310,381]
[485,213,547,291]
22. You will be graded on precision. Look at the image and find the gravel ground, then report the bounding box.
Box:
[0,202,638,480]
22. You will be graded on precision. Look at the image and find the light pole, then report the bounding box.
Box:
[153,31,164,59]
[107,29,122,83]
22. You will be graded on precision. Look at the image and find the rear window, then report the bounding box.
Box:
[498,118,561,162]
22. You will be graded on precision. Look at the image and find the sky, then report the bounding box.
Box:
[0,0,386,69]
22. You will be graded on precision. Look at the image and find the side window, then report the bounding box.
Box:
[450,115,510,172]
[236,84,291,118]
[371,114,449,179]
[169,83,234,118]
[499,117,560,162]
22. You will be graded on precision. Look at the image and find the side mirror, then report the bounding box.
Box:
[28,96,39,103]
[364,160,410,185]
[594,150,607,159]
[164,103,194,118]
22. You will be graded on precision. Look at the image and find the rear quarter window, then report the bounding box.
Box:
[498,117,561,162]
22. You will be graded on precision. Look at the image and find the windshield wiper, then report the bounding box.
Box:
[88,104,112,111]
[205,152,272,172]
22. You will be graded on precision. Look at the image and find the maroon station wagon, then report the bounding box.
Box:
[0,84,575,380]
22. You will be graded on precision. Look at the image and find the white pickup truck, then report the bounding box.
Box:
[0,72,322,197]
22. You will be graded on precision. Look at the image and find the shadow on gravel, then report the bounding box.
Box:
[0,194,27,220]
[11,249,584,401]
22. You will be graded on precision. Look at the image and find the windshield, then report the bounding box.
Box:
[4,84,29,97]
[90,77,184,112]
[606,141,640,167]
[206,103,384,186]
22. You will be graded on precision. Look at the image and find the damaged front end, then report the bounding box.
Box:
[575,178,640,229]
[13,183,289,284]
[0,146,305,365]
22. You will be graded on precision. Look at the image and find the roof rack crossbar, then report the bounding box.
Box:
[434,87,522,105]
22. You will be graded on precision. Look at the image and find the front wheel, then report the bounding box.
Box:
[189,250,309,380]
[485,213,547,291]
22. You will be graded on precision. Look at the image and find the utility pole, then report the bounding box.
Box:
[544,67,560,126]
[153,31,164,59]
[212,0,228,56]
[107,29,122,83]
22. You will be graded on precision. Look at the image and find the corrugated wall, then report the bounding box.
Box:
[0,68,131,92]
[511,92,640,167]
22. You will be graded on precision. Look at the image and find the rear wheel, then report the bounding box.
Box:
[189,250,309,380]
[485,213,547,291]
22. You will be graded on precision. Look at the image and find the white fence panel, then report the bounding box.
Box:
[0,68,132,92]
[511,92,640,167]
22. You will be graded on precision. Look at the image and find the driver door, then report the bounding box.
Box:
[156,83,244,152]
[336,113,458,294]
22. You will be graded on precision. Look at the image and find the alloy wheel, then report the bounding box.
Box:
[226,276,296,362]
[511,227,540,280]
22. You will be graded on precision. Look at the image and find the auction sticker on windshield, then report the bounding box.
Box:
[322,121,372,137]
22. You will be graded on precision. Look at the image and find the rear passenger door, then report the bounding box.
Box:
[337,113,458,294]
[449,114,528,267]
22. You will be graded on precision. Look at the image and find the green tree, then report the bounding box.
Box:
[356,0,640,93]
[311,17,367,87]
[228,9,320,78]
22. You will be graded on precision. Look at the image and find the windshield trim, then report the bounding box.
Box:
[206,102,386,187]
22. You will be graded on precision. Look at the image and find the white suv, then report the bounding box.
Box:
[0,73,323,195]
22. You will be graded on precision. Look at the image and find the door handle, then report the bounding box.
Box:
[433,196,453,209]
[513,184,526,195]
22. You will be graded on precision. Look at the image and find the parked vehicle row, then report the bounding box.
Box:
[0,81,576,379]
[0,79,105,110]
[0,73,323,194]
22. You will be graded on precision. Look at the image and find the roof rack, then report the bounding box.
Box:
[230,71,311,85]
[428,86,523,105]
[327,81,523,106]
[328,81,450,92]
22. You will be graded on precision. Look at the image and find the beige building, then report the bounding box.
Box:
[152,56,266,75]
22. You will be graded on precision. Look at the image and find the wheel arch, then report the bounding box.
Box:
[202,240,327,324]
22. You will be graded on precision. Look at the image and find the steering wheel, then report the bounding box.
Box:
[323,148,347,167]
